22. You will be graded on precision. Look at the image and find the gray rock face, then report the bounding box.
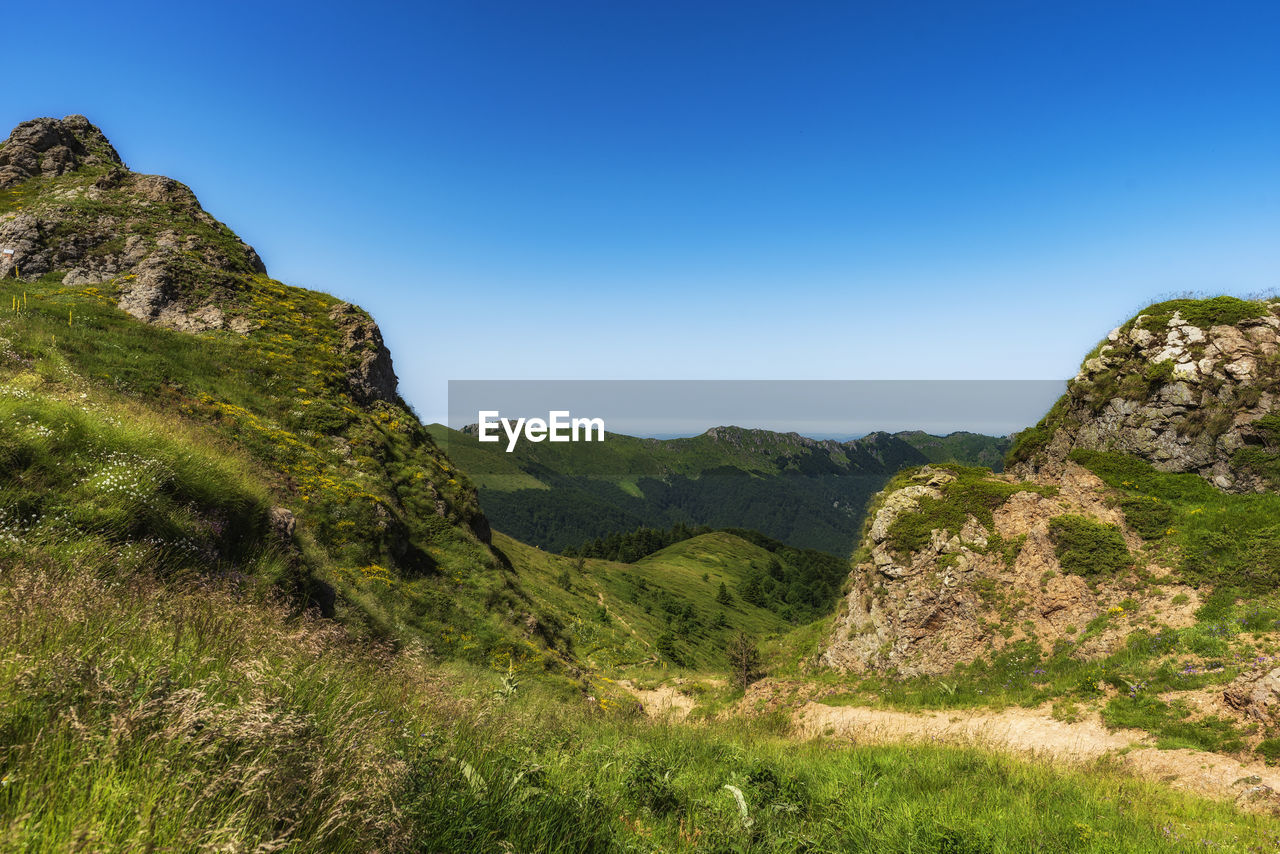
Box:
[0,116,266,335]
[329,303,398,404]
[1015,306,1280,493]
[0,115,123,188]
[115,249,249,333]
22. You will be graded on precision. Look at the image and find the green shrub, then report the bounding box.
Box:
[1256,738,1280,765]
[1048,515,1132,576]
[1133,296,1269,331]
[886,467,1053,556]
[1231,446,1280,490]
[1119,496,1174,540]
[1252,414,1280,447]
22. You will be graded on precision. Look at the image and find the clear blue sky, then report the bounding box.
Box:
[5,1,1278,424]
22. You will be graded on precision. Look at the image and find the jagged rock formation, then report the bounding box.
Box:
[0,115,123,187]
[0,115,265,332]
[820,465,1200,676]
[823,296,1280,678]
[329,302,399,404]
[1009,297,1280,492]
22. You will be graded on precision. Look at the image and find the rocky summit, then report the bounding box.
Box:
[0,115,399,405]
[0,115,268,331]
[822,297,1280,681]
[1009,297,1280,492]
[0,115,122,187]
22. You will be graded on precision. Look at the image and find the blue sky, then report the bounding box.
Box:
[4,1,1278,425]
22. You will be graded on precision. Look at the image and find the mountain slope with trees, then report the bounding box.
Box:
[431,423,1010,554]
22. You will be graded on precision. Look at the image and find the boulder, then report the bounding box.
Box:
[268,506,297,542]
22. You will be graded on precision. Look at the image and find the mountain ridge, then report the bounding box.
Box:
[431,421,1010,553]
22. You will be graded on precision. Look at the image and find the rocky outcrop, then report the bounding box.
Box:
[1224,666,1280,725]
[329,303,398,404]
[0,115,122,188]
[1010,299,1280,493]
[268,506,298,542]
[821,465,1199,677]
[0,116,265,334]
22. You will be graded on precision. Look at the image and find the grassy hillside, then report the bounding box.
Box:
[5,120,1280,851]
[4,552,1276,852]
[0,271,572,667]
[494,531,796,672]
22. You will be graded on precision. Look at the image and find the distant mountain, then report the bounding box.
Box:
[893,430,1011,471]
[429,424,1011,555]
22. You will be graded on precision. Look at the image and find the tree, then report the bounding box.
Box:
[726,631,763,689]
[657,632,686,666]
[739,574,765,607]
[716,581,733,606]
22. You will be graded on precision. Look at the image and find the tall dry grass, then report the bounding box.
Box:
[0,549,461,852]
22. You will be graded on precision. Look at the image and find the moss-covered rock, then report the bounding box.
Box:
[1007,297,1280,493]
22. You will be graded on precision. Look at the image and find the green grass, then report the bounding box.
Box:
[494,531,795,673]
[1102,694,1245,753]
[0,385,272,571]
[1070,449,1280,593]
[2,555,1276,853]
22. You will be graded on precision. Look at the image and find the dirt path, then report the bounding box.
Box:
[617,680,697,719]
[616,680,1280,811]
[796,701,1137,761]
[798,701,1280,810]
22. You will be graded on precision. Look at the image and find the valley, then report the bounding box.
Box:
[3,115,1280,852]
[430,422,1009,554]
